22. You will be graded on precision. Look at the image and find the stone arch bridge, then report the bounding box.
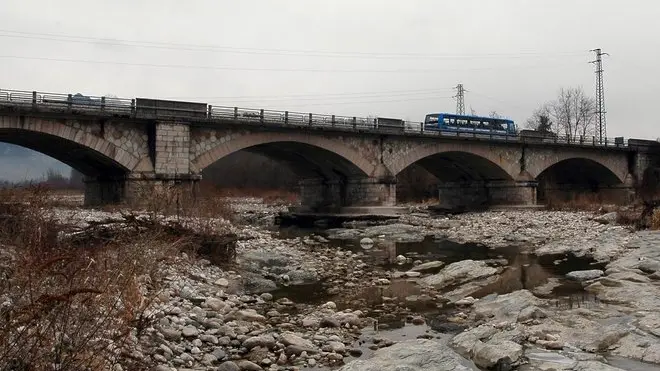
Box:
[0,92,657,211]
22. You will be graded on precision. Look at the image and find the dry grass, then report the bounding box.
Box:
[650,209,660,230]
[543,192,605,211]
[616,209,642,226]
[0,185,237,370]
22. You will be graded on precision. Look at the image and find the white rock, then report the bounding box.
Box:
[214,278,230,287]
[337,339,476,370]
[566,270,604,281]
[280,332,315,349]
[182,325,199,337]
[455,297,477,306]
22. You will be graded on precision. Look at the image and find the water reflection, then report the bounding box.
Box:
[274,227,608,320]
[333,236,608,310]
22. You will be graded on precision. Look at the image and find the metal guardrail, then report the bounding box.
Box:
[0,88,628,148]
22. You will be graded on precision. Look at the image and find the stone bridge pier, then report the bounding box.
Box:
[298,176,396,213]
[436,180,538,209]
[80,120,203,206]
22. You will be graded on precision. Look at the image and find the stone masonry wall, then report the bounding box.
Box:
[104,121,150,162]
[298,177,396,211]
[437,181,536,208]
[155,122,190,175]
[437,182,489,209]
[487,181,537,205]
[345,178,396,207]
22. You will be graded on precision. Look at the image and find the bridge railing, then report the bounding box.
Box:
[209,106,376,130]
[0,88,629,148]
[403,122,627,148]
[0,89,136,115]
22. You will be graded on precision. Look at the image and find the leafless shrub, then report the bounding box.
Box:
[616,209,642,226]
[650,209,660,230]
[0,185,237,370]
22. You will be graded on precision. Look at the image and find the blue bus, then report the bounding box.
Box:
[424,113,517,135]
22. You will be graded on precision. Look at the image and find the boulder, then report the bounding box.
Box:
[284,345,318,356]
[420,260,498,288]
[182,325,199,337]
[473,290,540,321]
[214,278,230,287]
[236,360,263,370]
[217,361,241,371]
[410,260,445,273]
[360,237,374,245]
[517,306,547,322]
[566,270,604,282]
[323,341,346,353]
[450,325,498,358]
[206,298,229,312]
[337,339,477,370]
[242,334,276,350]
[280,332,315,349]
[472,339,523,369]
[160,327,182,341]
[242,274,278,294]
[639,259,660,274]
[285,269,318,285]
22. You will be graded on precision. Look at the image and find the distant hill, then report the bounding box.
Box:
[0,143,70,182]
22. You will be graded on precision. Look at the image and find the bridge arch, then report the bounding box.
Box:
[535,157,629,203]
[527,151,628,183]
[388,143,518,180]
[0,116,141,176]
[191,131,376,178]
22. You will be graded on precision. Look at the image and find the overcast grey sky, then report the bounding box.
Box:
[0,0,657,142]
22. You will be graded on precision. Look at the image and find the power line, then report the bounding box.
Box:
[0,55,586,74]
[0,29,588,60]
[164,88,455,102]
[229,94,455,109]
[468,91,534,111]
[590,48,609,143]
[454,84,466,115]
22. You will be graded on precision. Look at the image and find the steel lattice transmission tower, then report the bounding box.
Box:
[590,48,609,143]
[454,84,466,115]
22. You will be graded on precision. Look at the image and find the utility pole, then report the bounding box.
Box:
[454,84,466,115]
[590,48,609,143]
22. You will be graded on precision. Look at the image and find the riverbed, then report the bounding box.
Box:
[49,200,660,370]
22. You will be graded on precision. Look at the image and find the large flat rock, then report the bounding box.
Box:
[338,339,478,371]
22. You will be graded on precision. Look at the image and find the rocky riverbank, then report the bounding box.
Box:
[45,200,660,370]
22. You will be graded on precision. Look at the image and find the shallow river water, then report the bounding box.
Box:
[268,226,660,370]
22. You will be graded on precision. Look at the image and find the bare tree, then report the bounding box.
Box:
[488,111,502,119]
[525,105,553,133]
[548,87,597,141]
